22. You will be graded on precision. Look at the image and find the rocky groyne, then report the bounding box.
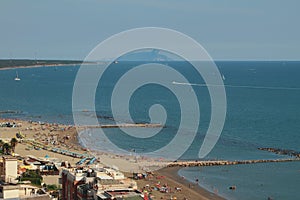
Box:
[258,147,300,158]
[167,158,300,167]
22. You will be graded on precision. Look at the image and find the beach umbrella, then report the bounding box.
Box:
[45,155,50,158]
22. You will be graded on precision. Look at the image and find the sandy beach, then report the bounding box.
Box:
[0,118,85,165]
[0,117,224,199]
[131,167,224,200]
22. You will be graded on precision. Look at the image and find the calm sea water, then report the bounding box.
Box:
[179,162,300,200]
[0,61,300,199]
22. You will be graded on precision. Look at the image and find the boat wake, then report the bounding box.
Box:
[172,81,300,91]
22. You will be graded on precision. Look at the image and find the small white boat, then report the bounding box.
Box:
[14,71,21,81]
[222,74,225,81]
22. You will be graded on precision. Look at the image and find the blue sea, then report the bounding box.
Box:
[0,61,300,199]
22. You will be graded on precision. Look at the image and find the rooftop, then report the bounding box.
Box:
[97,189,143,200]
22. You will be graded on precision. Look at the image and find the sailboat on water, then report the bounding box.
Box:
[14,71,21,81]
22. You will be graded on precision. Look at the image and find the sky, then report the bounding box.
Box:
[0,0,299,60]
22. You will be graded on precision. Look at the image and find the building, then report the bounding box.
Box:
[102,168,124,180]
[95,189,143,200]
[0,156,18,184]
[77,183,94,200]
[61,167,139,200]
[0,184,19,199]
[0,156,51,200]
[61,169,86,200]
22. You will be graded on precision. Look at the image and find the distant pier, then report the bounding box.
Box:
[77,123,163,129]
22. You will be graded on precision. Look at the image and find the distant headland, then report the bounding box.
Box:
[0,59,86,70]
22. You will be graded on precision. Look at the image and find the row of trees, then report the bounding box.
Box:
[0,138,18,155]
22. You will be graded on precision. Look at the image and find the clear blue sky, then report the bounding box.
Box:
[0,0,299,60]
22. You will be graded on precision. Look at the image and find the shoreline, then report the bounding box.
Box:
[157,167,224,200]
[127,166,225,199]
[0,117,225,199]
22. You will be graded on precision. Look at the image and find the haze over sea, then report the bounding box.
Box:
[0,61,300,199]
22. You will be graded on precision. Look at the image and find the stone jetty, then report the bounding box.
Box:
[77,123,163,128]
[167,158,300,167]
[0,110,21,114]
[167,147,300,168]
[258,147,300,158]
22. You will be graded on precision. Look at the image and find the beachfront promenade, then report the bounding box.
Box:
[167,158,300,167]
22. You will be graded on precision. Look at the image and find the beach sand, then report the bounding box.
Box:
[14,143,81,166]
[0,118,224,199]
[0,118,85,165]
[128,167,224,200]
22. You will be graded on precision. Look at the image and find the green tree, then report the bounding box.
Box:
[21,170,43,186]
[0,139,4,153]
[10,138,18,153]
[47,184,59,191]
[3,143,11,155]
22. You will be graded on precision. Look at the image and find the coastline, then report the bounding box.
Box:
[0,63,80,71]
[1,61,299,199]
[157,167,224,200]
[126,166,224,199]
[0,60,102,71]
[0,117,225,199]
